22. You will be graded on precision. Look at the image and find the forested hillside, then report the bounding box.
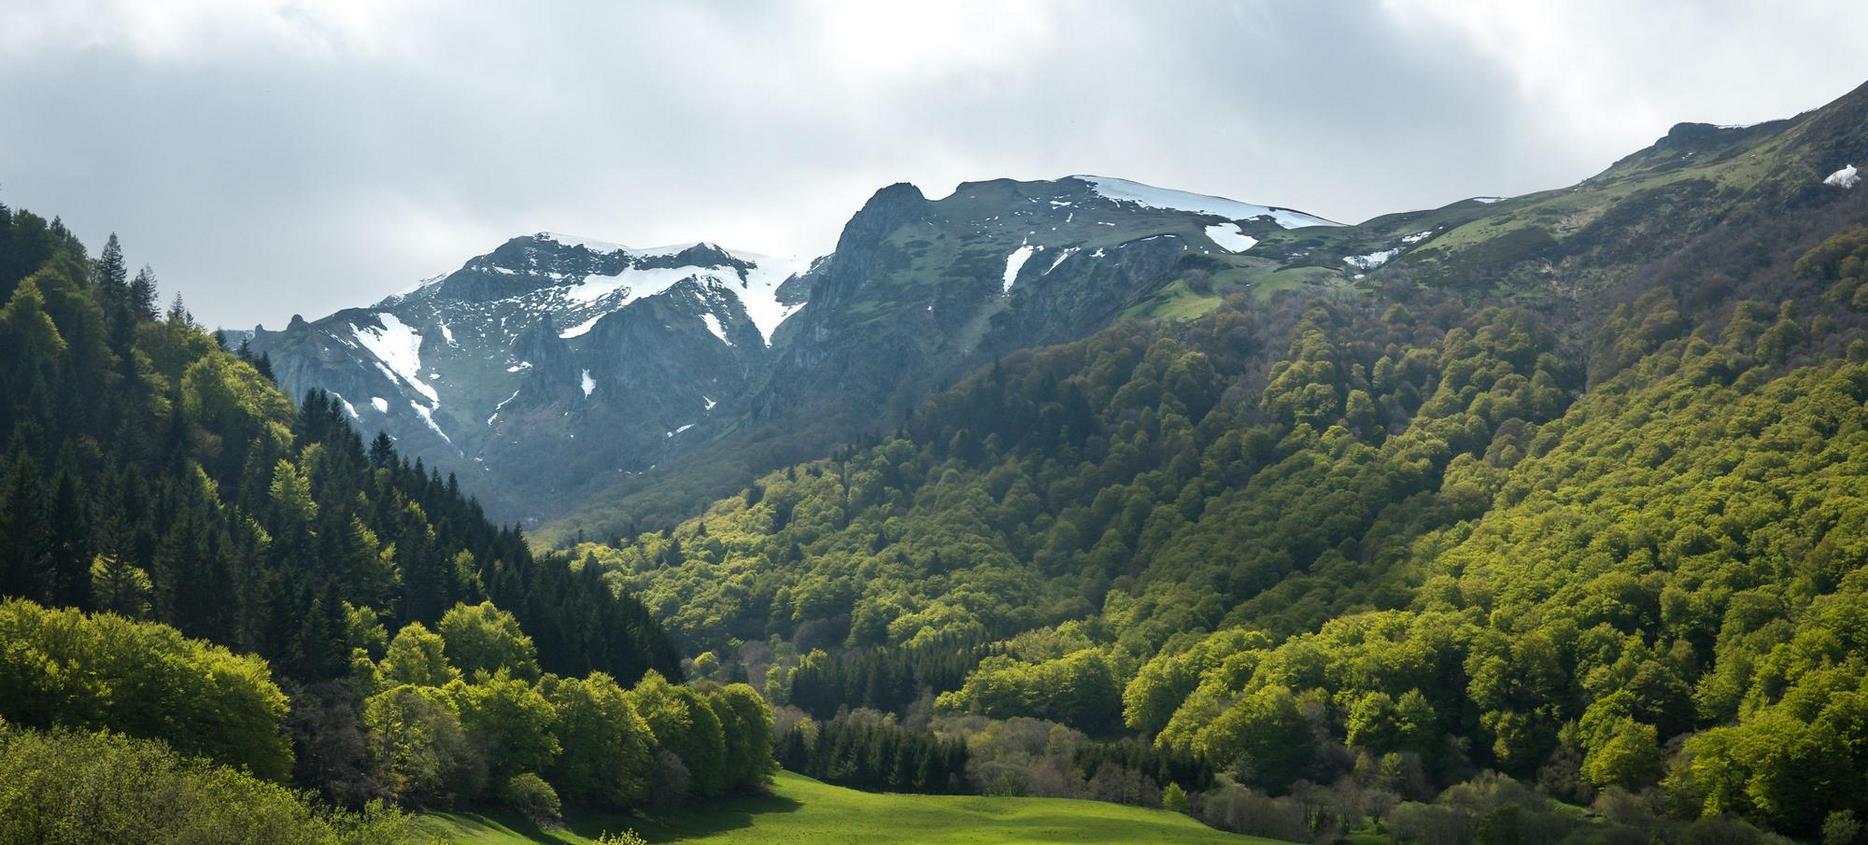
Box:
[569,88,1868,843]
[0,203,779,838]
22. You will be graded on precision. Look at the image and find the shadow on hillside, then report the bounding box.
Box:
[566,790,807,843]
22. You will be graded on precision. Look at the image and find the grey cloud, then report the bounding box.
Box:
[0,0,1862,329]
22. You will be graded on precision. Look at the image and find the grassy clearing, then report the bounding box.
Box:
[416,771,1280,844]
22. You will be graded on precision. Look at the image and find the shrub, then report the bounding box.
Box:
[499,772,562,828]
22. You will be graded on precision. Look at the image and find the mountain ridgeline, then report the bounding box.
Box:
[246,175,1351,531]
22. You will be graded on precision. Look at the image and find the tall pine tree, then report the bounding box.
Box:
[129,265,158,322]
[92,232,131,346]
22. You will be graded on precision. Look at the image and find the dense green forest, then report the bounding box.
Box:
[0,203,778,838]
[573,201,1868,841]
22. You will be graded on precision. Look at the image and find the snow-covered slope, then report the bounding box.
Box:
[1070,175,1342,229]
[247,232,815,520]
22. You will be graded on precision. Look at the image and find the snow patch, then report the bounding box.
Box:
[537,232,628,253]
[506,361,531,373]
[1825,164,1860,189]
[558,313,606,339]
[487,389,520,426]
[370,397,389,414]
[1343,248,1402,270]
[1204,223,1258,253]
[352,313,438,406]
[1471,197,1505,204]
[700,312,730,345]
[438,322,456,345]
[1045,247,1079,274]
[703,395,716,411]
[1401,230,1434,244]
[1002,239,1037,292]
[1072,175,1341,229]
[580,369,595,397]
[553,246,809,345]
[410,401,453,446]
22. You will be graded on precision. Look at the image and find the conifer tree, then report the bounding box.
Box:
[129,265,158,322]
[89,233,136,348]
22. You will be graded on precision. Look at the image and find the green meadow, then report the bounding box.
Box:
[417,771,1281,844]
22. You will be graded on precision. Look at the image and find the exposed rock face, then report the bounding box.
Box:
[250,177,1342,526]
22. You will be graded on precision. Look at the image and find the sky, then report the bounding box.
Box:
[1,1,1865,330]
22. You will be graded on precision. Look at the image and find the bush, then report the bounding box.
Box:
[499,772,562,828]
[1162,781,1189,813]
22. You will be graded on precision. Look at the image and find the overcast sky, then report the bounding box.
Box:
[2,0,1864,329]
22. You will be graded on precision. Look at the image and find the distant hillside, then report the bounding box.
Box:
[567,81,1868,841]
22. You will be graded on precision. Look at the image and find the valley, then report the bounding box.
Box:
[2,35,1866,845]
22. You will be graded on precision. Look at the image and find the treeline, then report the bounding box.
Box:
[770,707,1215,809]
[939,714,1213,807]
[774,709,968,794]
[1,595,776,827]
[776,643,982,719]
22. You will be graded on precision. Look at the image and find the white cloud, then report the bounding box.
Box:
[0,0,1862,329]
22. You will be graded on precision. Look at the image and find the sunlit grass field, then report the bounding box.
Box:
[417,771,1283,844]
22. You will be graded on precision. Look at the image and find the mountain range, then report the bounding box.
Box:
[9,66,1868,844]
[243,175,1360,528]
[246,75,1868,540]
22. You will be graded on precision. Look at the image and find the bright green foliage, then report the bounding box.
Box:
[0,724,410,845]
[498,772,562,828]
[541,672,656,808]
[448,673,561,783]
[1580,718,1661,790]
[362,684,483,806]
[1137,339,1868,831]
[438,601,541,681]
[702,682,778,793]
[1124,629,1272,736]
[1344,689,1434,758]
[937,648,1124,734]
[380,622,461,687]
[0,598,292,781]
[1190,685,1315,792]
[626,670,729,797]
[1161,781,1189,814]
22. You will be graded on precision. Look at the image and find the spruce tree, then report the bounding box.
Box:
[0,451,54,600]
[129,265,159,322]
[369,431,396,468]
[93,233,131,345]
